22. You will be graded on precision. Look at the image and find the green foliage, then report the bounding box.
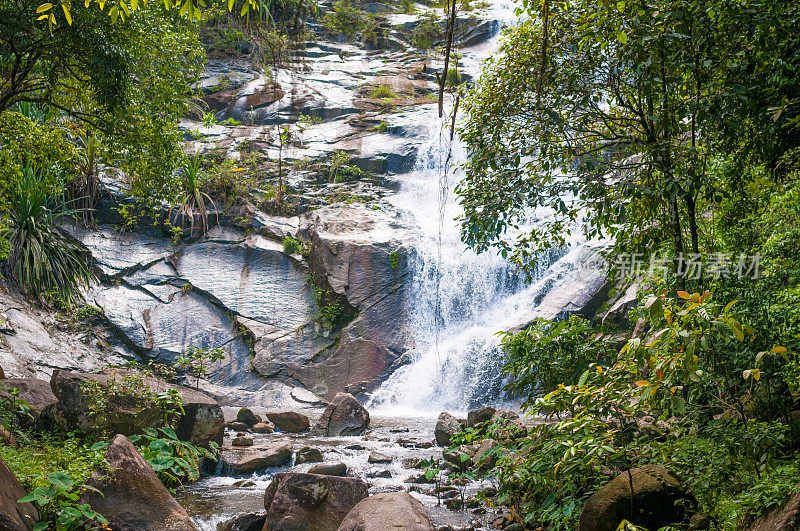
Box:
[171,151,215,237]
[176,345,226,390]
[281,236,308,256]
[2,164,94,307]
[0,435,107,530]
[368,84,398,100]
[128,427,219,485]
[500,315,616,407]
[396,0,414,14]
[200,157,255,206]
[79,369,186,437]
[307,275,352,331]
[411,11,440,49]
[321,0,367,36]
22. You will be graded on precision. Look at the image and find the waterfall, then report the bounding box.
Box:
[367,3,602,415]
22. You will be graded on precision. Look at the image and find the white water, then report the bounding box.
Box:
[368,4,570,414]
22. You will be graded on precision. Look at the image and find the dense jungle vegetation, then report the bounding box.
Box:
[453,0,800,529]
[1,0,799,529]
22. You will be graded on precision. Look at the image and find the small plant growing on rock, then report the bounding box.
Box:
[129,427,219,485]
[322,0,367,37]
[282,236,309,256]
[176,346,226,390]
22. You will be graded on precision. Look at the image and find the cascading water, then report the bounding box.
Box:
[368,4,601,415]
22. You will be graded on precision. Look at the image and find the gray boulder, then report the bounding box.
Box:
[338,492,434,531]
[295,446,324,465]
[308,462,348,477]
[466,406,496,428]
[434,412,462,446]
[263,472,369,531]
[45,369,224,447]
[313,393,370,436]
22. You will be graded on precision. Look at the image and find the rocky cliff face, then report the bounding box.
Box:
[0,3,610,408]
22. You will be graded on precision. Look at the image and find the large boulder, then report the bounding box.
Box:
[45,370,224,447]
[0,456,38,531]
[221,441,292,474]
[749,489,800,530]
[0,378,57,421]
[81,434,197,530]
[265,411,310,433]
[466,406,495,428]
[434,412,462,447]
[578,466,694,531]
[313,393,369,436]
[338,492,434,531]
[263,472,369,531]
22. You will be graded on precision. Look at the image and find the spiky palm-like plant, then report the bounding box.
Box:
[171,151,215,237]
[4,164,93,306]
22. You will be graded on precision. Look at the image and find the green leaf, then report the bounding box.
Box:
[47,471,74,491]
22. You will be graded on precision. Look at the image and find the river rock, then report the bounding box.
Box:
[296,446,324,464]
[252,421,274,434]
[0,456,39,530]
[313,392,370,436]
[221,441,292,473]
[232,435,254,447]
[338,491,435,531]
[434,412,463,446]
[367,452,391,464]
[81,434,197,530]
[263,472,369,531]
[45,369,224,447]
[466,406,496,428]
[236,408,260,427]
[308,462,348,476]
[748,489,800,530]
[265,411,310,433]
[578,465,694,531]
[220,512,266,531]
[0,378,57,421]
[471,439,498,470]
[227,421,250,432]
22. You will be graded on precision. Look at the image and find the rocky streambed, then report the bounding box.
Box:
[180,404,522,531]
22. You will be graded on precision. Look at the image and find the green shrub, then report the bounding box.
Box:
[322,0,367,36]
[368,84,398,99]
[3,164,94,307]
[411,12,441,49]
[0,435,107,530]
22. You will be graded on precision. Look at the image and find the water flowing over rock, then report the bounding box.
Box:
[263,472,369,531]
[313,392,370,436]
[0,456,38,531]
[338,492,435,531]
[81,434,197,531]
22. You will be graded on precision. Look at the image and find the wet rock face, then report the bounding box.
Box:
[81,434,197,531]
[338,492,435,531]
[308,462,349,477]
[0,282,125,380]
[313,393,370,436]
[578,465,694,531]
[291,205,416,399]
[45,370,224,447]
[0,456,39,531]
[263,472,369,531]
